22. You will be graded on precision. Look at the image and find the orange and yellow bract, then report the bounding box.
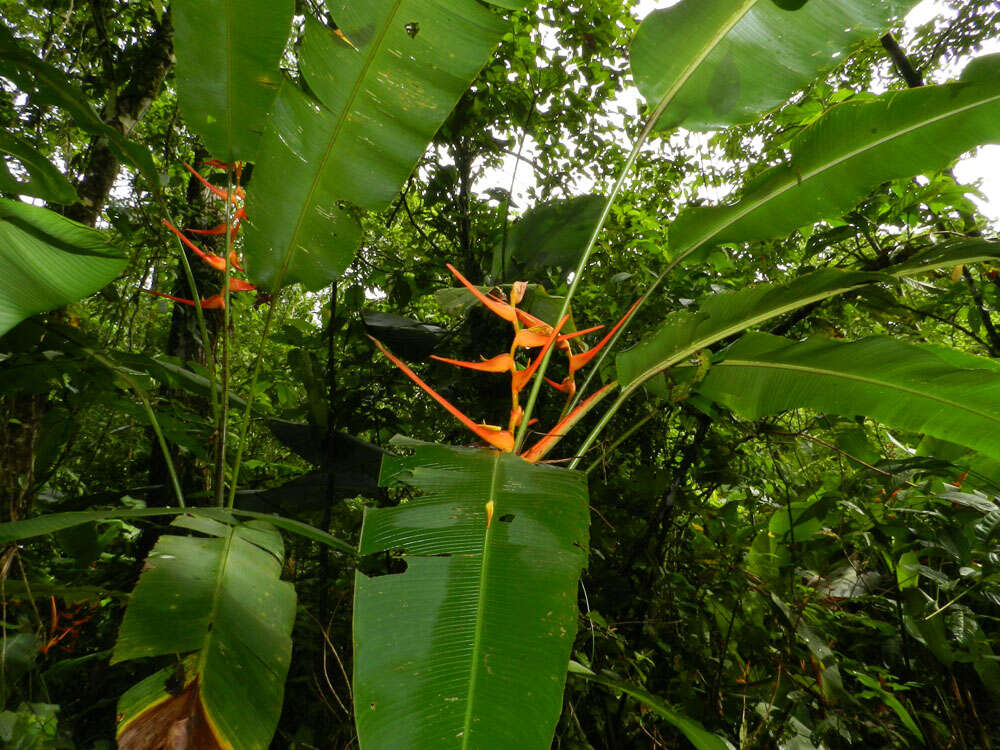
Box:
[371,264,639,463]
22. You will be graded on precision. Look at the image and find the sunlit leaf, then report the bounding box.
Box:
[669,55,1000,264]
[698,333,1000,461]
[0,199,127,338]
[630,0,915,132]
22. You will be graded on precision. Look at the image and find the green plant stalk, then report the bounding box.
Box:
[89,348,186,508]
[226,217,303,509]
[156,195,222,429]
[514,1,757,453]
[41,324,187,507]
[215,168,234,507]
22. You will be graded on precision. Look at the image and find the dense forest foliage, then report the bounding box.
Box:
[2,0,1000,747]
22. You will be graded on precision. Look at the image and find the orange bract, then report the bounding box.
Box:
[148,161,253,311]
[371,268,638,462]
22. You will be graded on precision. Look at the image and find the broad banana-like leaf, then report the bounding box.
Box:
[353,439,589,749]
[0,199,127,338]
[171,0,292,162]
[616,240,1000,395]
[113,518,296,749]
[697,333,1000,461]
[0,131,78,204]
[0,22,157,187]
[491,195,606,282]
[630,0,916,132]
[616,269,881,395]
[669,54,1000,264]
[0,506,354,554]
[568,662,731,750]
[246,3,511,290]
[886,239,1000,277]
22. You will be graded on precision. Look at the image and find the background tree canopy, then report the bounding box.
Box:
[2,0,1000,747]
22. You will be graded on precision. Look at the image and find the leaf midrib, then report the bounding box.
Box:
[621,279,871,395]
[712,357,1000,426]
[460,451,503,748]
[198,526,238,677]
[280,1,404,278]
[672,83,1000,265]
[648,0,758,129]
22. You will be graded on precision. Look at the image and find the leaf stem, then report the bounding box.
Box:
[215,167,234,507]
[155,194,221,428]
[515,1,757,455]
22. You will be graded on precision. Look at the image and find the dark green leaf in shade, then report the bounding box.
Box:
[0,507,355,555]
[362,311,446,361]
[245,3,510,290]
[353,439,589,749]
[0,199,127,338]
[630,0,916,132]
[698,333,1000,461]
[568,662,731,750]
[492,195,606,283]
[171,0,293,162]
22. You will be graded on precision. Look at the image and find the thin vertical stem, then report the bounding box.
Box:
[215,168,234,506]
[155,195,221,428]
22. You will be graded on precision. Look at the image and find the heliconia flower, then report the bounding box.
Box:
[227,278,257,293]
[445,263,517,323]
[183,162,245,203]
[186,207,247,237]
[567,297,643,376]
[510,315,569,394]
[163,220,228,272]
[510,281,528,305]
[512,327,553,349]
[370,335,515,452]
[520,381,617,463]
[544,376,576,396]
[143,289,226,309]
[431,353,515,373]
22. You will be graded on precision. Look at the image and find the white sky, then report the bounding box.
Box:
[486,0,1000,223]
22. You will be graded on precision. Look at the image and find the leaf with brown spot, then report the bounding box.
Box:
[113,521,296,749]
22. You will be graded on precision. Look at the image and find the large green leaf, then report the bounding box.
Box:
[353,440,589,749]
[113,520,295,749]
[615,240,1000,396]
[0,131,78,204]
[0,507,354,554]
[630,0,916,132]
[0,199,127,338]
[698,333,1000,461]
[171,0,292,162]
[616,269,880,394]
[246,4,510,290]
[491,195,606,282]
[568,662,731,750]
[669,54,1000,264]
[0,22,157,186]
